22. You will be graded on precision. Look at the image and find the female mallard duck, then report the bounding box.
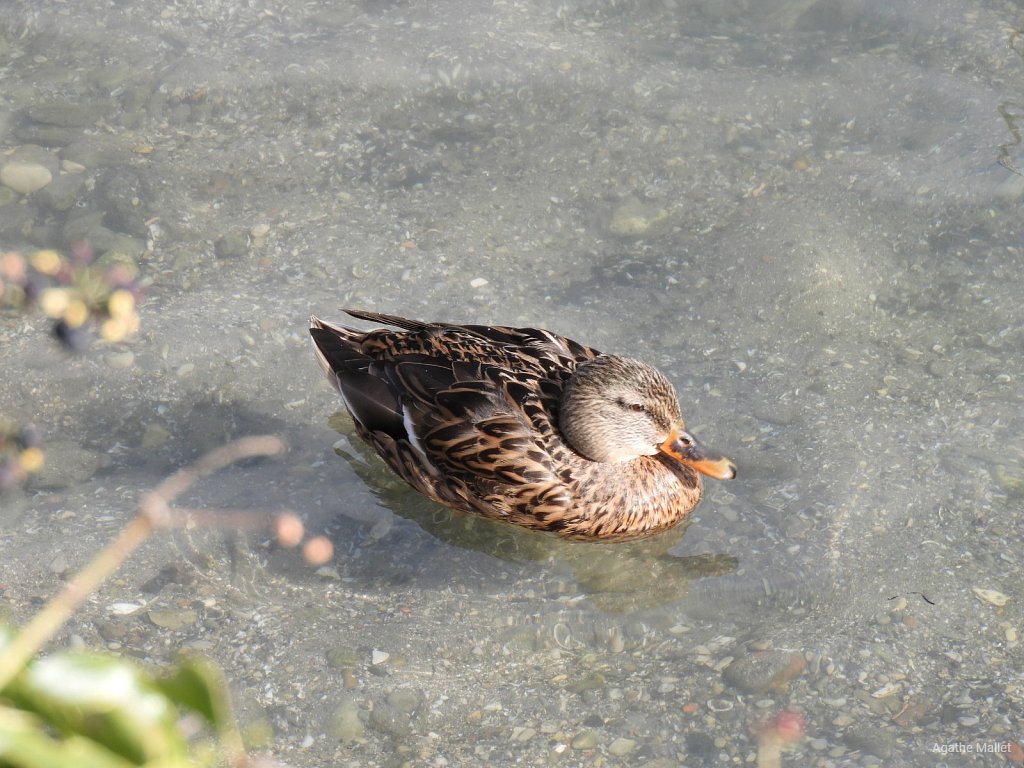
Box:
[310,310,735,541]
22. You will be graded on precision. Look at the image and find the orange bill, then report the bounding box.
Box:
[658,427,737,480]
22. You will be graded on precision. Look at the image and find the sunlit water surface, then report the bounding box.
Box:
[2,1,1022,766]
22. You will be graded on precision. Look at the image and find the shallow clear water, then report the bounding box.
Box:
[2,1,1023,765]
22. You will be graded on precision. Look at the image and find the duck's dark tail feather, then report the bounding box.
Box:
[308,314,405,438]
[342,309,430,332]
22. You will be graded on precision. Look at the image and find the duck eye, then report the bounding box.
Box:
[615,397,646,413]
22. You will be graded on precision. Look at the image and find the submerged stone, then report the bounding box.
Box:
[0,161,53,194]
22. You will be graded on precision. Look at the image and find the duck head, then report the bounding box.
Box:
[559,355,736,479]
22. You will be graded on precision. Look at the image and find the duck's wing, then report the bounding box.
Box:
[310,311,600,527]
[395,358,578,526]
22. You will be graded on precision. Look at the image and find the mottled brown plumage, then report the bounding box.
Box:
[310,310,735,541]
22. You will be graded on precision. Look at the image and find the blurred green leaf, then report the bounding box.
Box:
[0,705,137,768]
[4,652,188,764]
[155,657,231,729]
[0,631,239,767]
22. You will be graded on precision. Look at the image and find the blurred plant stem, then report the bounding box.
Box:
[0,435,286,767]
